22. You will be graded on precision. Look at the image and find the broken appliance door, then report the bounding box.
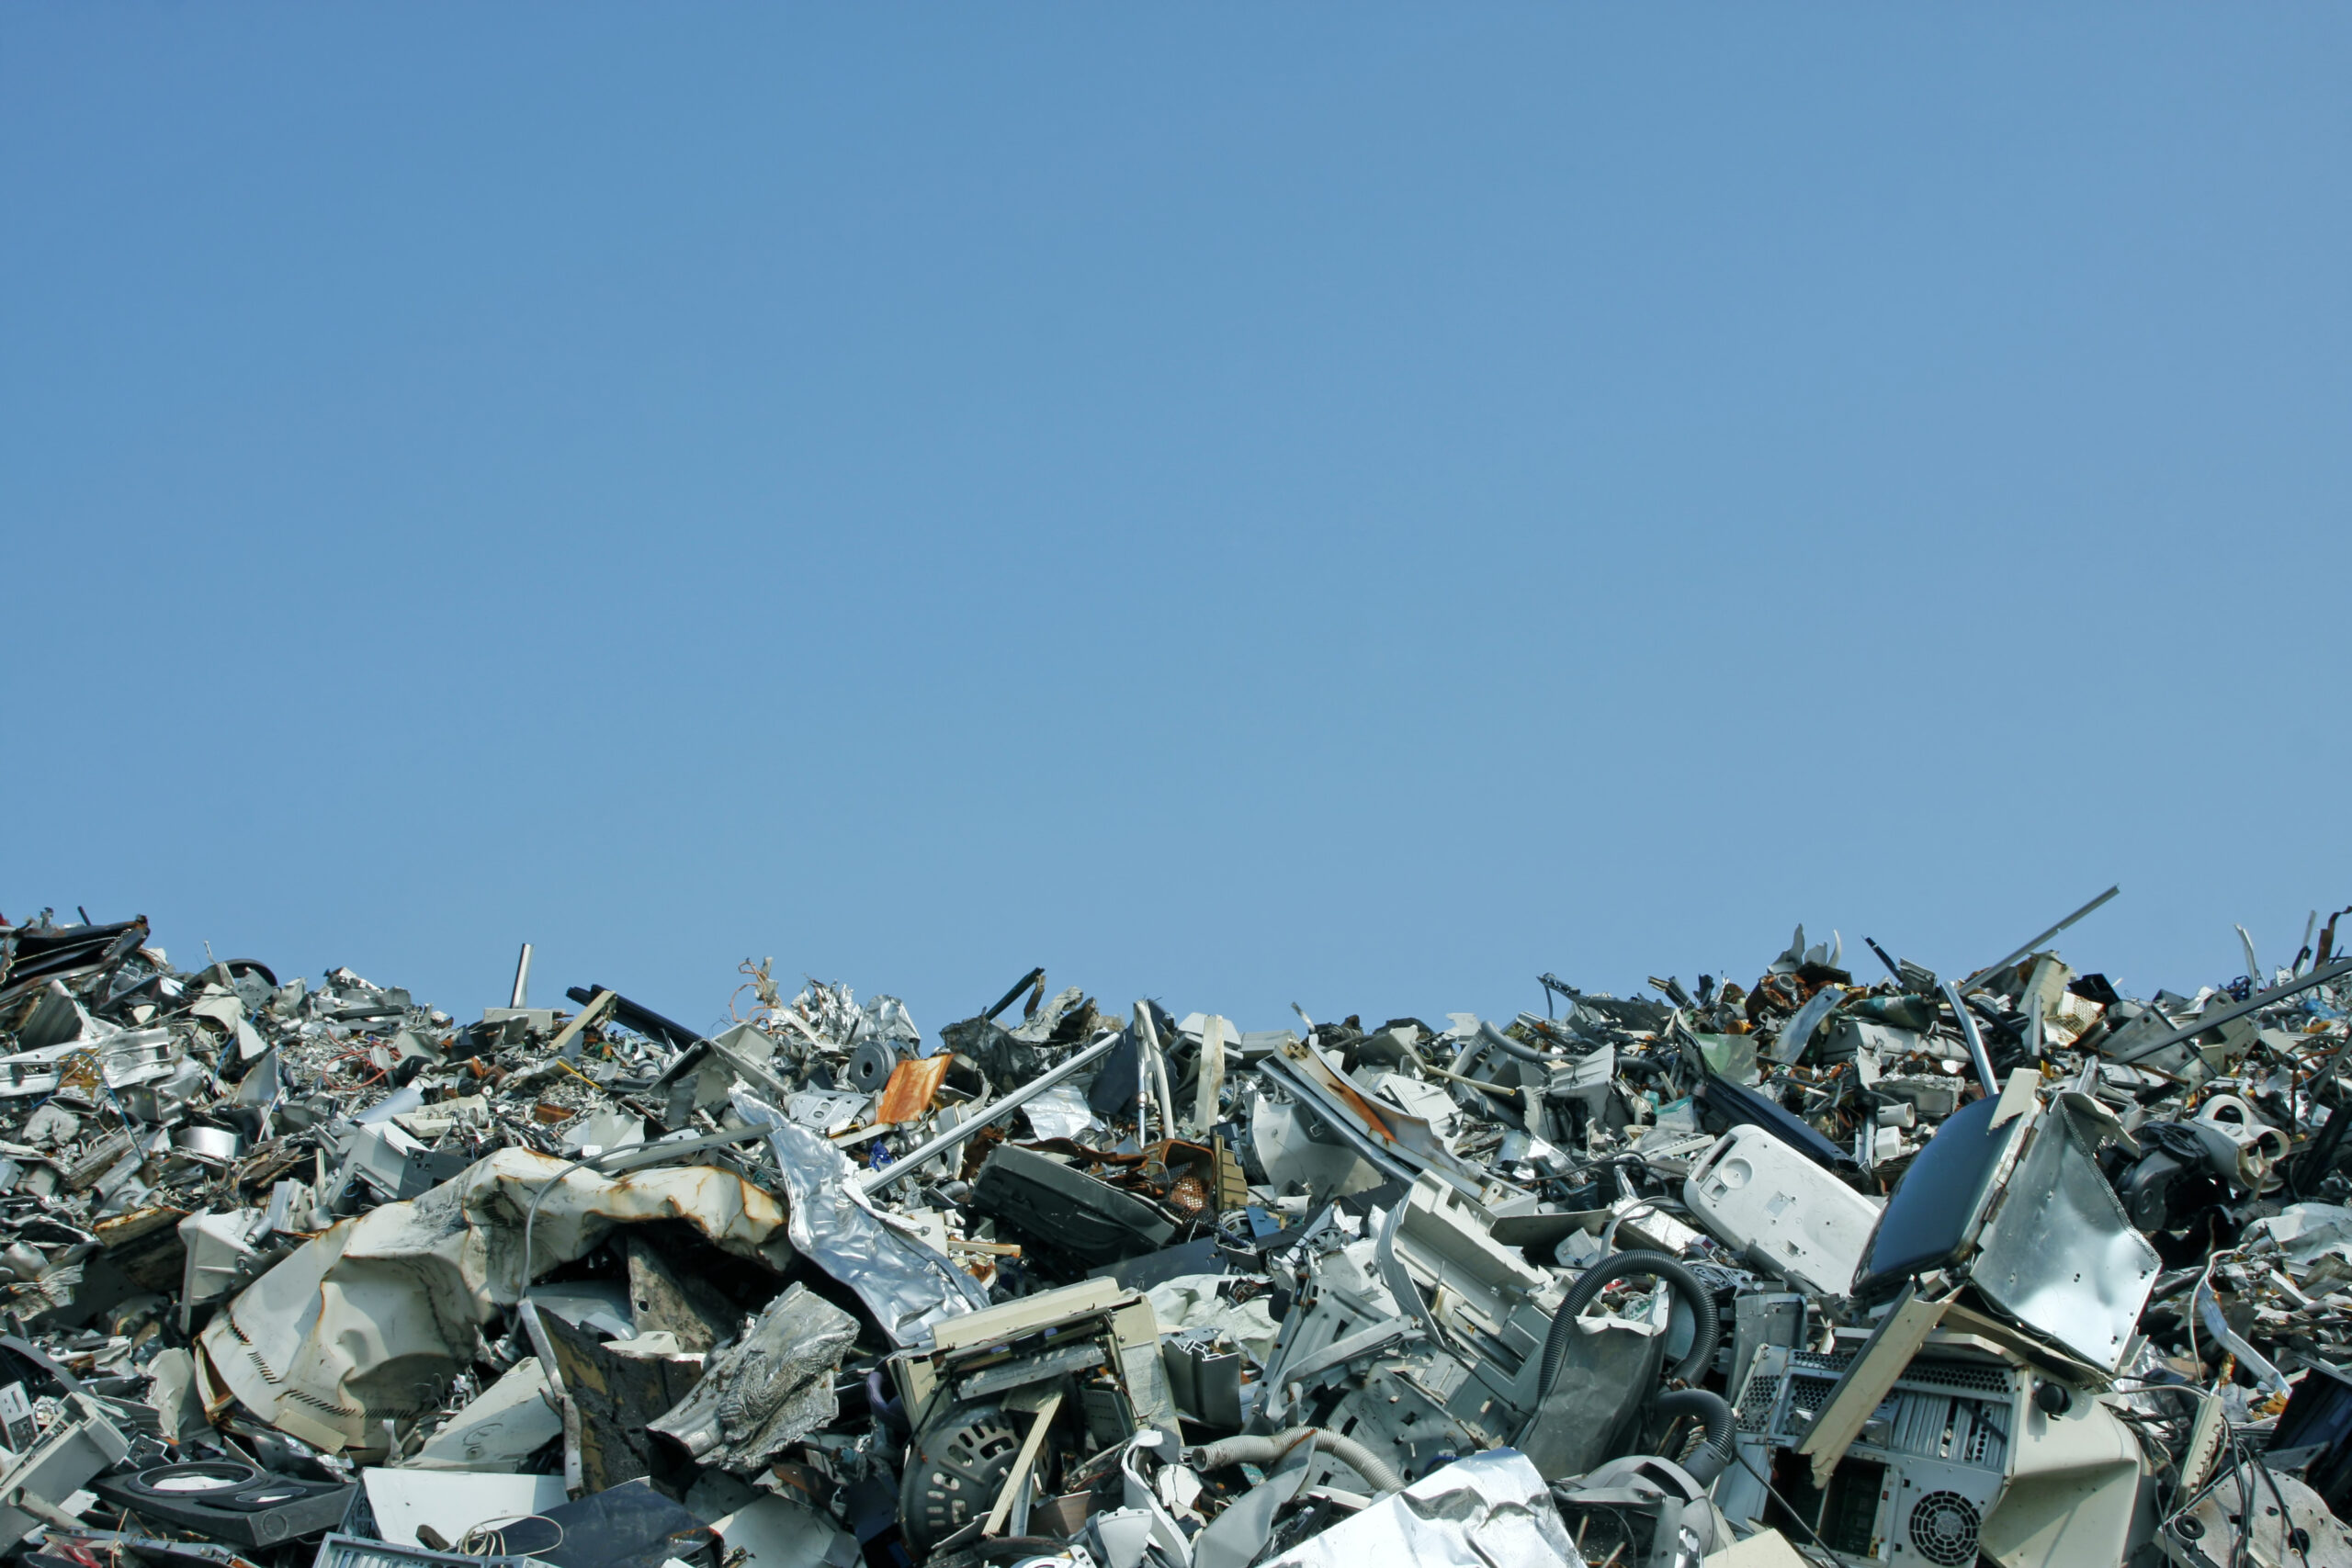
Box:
[1966,1107,2160,1373]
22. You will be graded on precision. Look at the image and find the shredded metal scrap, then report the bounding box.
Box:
[0,894,2348,1568]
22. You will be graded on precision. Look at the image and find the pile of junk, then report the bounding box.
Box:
[1,888,2351,1568]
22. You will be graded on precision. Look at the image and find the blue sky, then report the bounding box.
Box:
[6,7,2346,1037]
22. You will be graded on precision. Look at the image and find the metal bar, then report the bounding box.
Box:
[1136,1002,1175,1146]
[2110,955,2352,1066]
[1864,937,1904,982]
[510,943,534,1009]
[1253,1053,1445,1193]
[853,1032,1121,1197]
[566,985,704,1052]
[544,988,615,1059]
[1940,981,2000,1099]
[598,1123,770,1174]
[1959,886,2119,991]
[981,967,1045,1023]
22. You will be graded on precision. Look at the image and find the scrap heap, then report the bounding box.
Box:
[0,892,2349,1568]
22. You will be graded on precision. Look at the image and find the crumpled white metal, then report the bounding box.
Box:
[197,1146,793,1450]
[1261,1448,1583,1568]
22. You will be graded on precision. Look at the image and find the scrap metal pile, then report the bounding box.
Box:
[2,891,2351,1568]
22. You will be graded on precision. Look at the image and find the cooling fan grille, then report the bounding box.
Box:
[1908,1489,1982,1567]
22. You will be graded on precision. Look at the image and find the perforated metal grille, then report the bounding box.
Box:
[1899,1358,2016,1397]
[1909,1491,1982,1567]
[1963,1405,2005,1468]
[1788,1348,2011,1398]
[1878,1392,2007,1472]
[1736,1377,1780,1433]
[1787,1376,1838,1415]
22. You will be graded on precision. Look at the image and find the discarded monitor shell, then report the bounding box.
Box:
[1852,1073,2156,1374]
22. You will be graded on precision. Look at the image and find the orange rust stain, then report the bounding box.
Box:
[876,1054,953,1125]
[1321,1071,1401,1144]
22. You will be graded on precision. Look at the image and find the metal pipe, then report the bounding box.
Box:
[981,967,1045,1023]
[510,942,534,1009]
[1185,1427,1405,1495]
[2111,955,2352,1066]
[1958,886,2119,991]
[1131,1006,1158,1145]
[1476,1019,1546,1063]
[1136,1003,1175,1146]
[853,1032,1120,1197]
[1940,981,2000,1099]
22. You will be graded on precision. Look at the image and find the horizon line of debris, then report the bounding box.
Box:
[0,892,2348,1568]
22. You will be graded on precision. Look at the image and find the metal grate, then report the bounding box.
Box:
[1787,1376,1838,1415]
[1908,1491,1982,1567]
[1899,1359,2016,1398]
[1962,1404,2007,1468]
[313,1537,533,1568]
[1736,1377,1780,1434]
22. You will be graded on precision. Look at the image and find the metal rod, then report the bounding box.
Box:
[1131,1006,1155,1146]
[1940,981,2000,1099]
[1959,886,2119,991]
[982,966,1045,1023]
[510,942,534,1009]
[2110,955,2352,1066]
[1136,1002,1175,1146]
[853,1032,1120,1197]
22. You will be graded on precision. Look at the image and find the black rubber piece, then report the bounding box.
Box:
[1653,1386,1735,1484]
[1538,1249,1722,1400]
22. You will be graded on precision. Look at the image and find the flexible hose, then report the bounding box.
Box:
[1538,1250,1721,1401]
[1185,1426,1407,1495]
[1476,1020,1547,1063]
[1653,1387,1735,1485]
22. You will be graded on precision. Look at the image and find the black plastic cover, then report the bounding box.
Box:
[537,1479,718,1568]
[971,1145,1175,1265]
[2270,1362,2352,1509]
[1692,1074,1851,1173]
[94,1462,355,1547]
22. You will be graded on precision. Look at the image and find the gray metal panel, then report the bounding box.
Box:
[1969,1112,2159,1373]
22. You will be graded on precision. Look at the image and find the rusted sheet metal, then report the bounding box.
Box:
[874,1053,952,1125]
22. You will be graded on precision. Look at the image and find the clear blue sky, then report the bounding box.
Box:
[6,8,2346,1038]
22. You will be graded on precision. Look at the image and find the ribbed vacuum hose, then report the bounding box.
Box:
[1185,1426,1407,1495]
[1476,1020,1547,1062]
[1537,1249,1722,1401]
[1653,1387,1735,1485]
